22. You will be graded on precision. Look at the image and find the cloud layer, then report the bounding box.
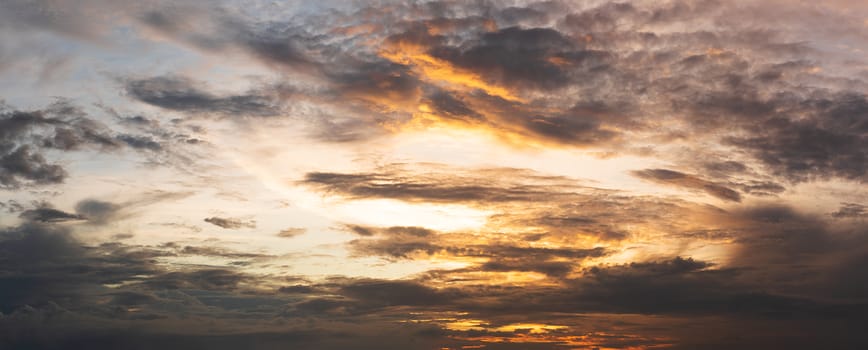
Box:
[1,0,867,349]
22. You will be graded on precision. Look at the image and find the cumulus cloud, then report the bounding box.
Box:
[0,101,178,188]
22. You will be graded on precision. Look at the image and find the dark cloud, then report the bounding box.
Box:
[0,220,460,348]
[277,284,315,294]
[327,60,420,105]
[204,216,256,229]
[423,89,483,122]
[74,199,121,225]
[170,244,270,260]
[430,26,579,90]
[703,160,748,174]
[347,224,607,276]
[732,180,786,196]
[0,223,153,313]
[0,146,67,187]
[633,168,742,202]
[301,166,577,204]
[124,76,282,117]
[238,28,313,70]
[724,93,868,182]
[115,134,161,151]
[142,268,248,291]
[0,200,24,213]
[831,203,867,218]
[339,279,460,308]
[19,207,83,223]
[0,101,174,188]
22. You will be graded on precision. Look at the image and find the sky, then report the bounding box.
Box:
[0,0,867,349]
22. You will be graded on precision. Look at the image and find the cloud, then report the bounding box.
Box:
[19,207,84,222]
[0,221,469,349]
[142,268,249,291]
[723,93,868,182]
[0,200,24,213]
[124,76,283,118]
[0,101,179,188]
[346,224,607,276]
[301,165,579,205]
[429,26,581,90]
[0,146,67,187]
[831,203,867,218]
[115,134,162,151]
[74,199,122,225]
[0,222,154,313]
[276,227,307,238]
[112,0,867,187]
[3,1,868,349]
[632,168,742,202]
[204,216,256,229]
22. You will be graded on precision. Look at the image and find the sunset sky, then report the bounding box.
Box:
[1,1,867,349]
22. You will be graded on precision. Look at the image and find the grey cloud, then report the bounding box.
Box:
[277,285,316,294]
[50,0,866,184]
[143,269,248,291]
[732,180,786,196]
[0,101,173,188]
[68,193,190,226]
[0,146,67,188]
[0,321,461,350]
[347,224,607,276]
[430,26,578,90]
[125,76,282,117]
[171,244,270,260]
[301,166,577,204]
[0,223,153,313]
[0,200,24,213]
[239,28,315,71]
[204,216,256,229]
[0,215,467,349]
[19,207,83,223]
[325,60,421,106]
[0,0,124,40]
[633,168,742,202]
[831,203,867,218]
[724,93,868,182]
[521,111,618,146]
[338,279,460,308]
[703,160,748,174]
[115,134,162,151]
[74,199,121,225]
[424,89,484,122]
